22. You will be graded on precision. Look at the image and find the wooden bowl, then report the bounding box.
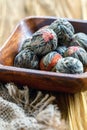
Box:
[0,16,87,93]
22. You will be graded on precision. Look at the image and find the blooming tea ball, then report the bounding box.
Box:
[40,51,62,71]
[49,18,74,44]
[69,32,87,51]
[27,28,58,56]
[55,46,67,56]
[53,57,83,74]
[64,46,87,66]
[50,18,74,33]
[20,38,31,51]
[14,49,39,69]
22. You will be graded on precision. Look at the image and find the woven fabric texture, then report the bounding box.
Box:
[0,83,67,130]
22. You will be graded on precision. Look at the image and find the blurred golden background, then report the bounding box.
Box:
[0,0,87,46]
[0,0,87,130]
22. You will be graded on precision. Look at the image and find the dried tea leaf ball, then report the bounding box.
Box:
[20,38,31,51]
[55,46,67,56]
[40,51,62,71]
[69,32,87,51]
[53,57,83,74]
[49,18,74,44]
[27,28,58,56]
[14,49,39,69]
[50,18,74,33]
[64,46,87,66]
[56,25,74,44]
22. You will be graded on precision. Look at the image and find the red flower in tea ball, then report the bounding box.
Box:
[40,51,62,71]
[27,28,58,56]
[64,46,79,56]
[42,31,54,42]
[64,46,87,66]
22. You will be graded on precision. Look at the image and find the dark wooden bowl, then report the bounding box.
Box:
[0,16,87,93]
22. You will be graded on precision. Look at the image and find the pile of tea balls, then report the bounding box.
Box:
[14,18,87,74]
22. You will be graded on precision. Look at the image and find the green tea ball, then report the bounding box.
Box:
[40,51,62,71]
[14,49,39,69]
[64,46,87,66]
[55,46,67,56]
[20,38,31,51]
[50,18,74,34]
[53,57,83,74]
[49,18,74,44]
[69,32,87,51]
[27,28,58,56]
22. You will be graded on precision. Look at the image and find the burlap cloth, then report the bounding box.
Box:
[0,0,87,130]
[0,82,67,130]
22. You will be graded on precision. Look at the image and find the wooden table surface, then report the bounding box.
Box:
[0,0,87,130]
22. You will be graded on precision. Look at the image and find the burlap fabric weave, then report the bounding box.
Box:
[0,83,67,130]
